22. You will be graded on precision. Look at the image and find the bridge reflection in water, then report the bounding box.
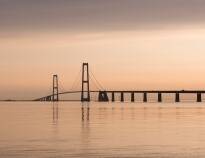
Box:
[81,103,90,121]
[51,103,205,126]
[52,103,59,125]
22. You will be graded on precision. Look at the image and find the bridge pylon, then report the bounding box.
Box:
[53,75,59,101]
[81,63,90,102]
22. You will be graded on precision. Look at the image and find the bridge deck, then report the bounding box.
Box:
[104,90,205,93]
[35,90,205,101]
[60,90,205,94]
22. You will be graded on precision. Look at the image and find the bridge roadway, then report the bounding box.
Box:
[35,90,205,102]
[58,90,205,94]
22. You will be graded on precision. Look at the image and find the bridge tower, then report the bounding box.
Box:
[53,75,59,101]
[81,63,90,102]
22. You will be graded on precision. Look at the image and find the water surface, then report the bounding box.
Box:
[1,102,205,157]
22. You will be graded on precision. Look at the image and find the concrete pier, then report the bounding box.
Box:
[197,93,202,102]
[112,92,115,102]
[175,93,180,102]
[158,93,162,102]
[98,91,109,102]
[121,92,124,102]
[143,93,147,102]
[131,92,135,102]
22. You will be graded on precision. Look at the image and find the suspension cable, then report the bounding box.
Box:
[58,79,66,92]
[89,69,105,90]
[89,74,101,91]
[70,68,82,91]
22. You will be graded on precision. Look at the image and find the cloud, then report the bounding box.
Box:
[1,0,205,33]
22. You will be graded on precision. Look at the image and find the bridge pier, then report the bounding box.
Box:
[143,93,147,102]
[98,91,109,102]
[121,92,124,102]
[158,93,162,102]
[131,92,135,102]
[112,92,115,102]
[46,96,51,101]
[175,93,180,102]
[197,93,202,102]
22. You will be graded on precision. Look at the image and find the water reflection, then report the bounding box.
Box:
[120,106,124,120]
[81,102,90,121]
[52,102,59,125]
[2,102,205,157]
[81,102,91,156]
[157,106,162,119]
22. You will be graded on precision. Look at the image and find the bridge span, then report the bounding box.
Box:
[34,63,205,103]
[35,90,205,102]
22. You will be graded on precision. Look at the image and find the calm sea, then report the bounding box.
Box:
[1,102,205,158]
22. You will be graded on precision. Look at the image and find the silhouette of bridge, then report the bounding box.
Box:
[34,63,205,103]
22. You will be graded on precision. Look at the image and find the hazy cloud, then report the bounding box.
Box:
[1,0,205,33]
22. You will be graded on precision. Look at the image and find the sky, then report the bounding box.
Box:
[1,0,205,99]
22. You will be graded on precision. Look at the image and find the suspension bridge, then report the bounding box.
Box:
[34,63,205,103]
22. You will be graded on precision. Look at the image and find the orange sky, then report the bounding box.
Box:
[1,29,205,99]
[1,1,205,99]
